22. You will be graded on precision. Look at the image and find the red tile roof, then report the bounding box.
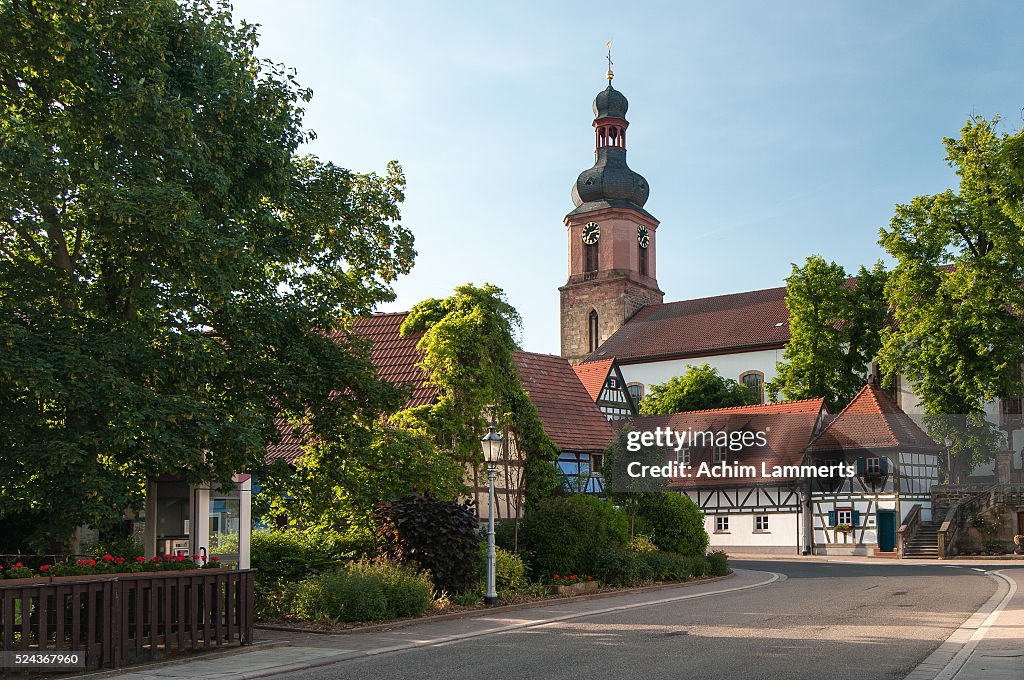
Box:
[268,317,614,463]
[589,286,791,364]
[513,351,614,454]
[572,358,614,402]
[350,312,434,409]
[628,398,827,488]
[805,383,940,452]
[266,417,307,464]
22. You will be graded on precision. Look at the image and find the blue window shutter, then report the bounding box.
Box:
[852,510,861,526]
[879,457,889,474]
[828,510,836,526]
[856,457,865,476]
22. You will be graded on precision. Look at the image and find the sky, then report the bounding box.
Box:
[231,0,1024,354]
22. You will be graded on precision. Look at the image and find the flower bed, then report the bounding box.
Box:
[547,573,598,596]
[1,553,222,579]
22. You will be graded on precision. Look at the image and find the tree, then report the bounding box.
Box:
[766,256,889,411]
[0,0,415,548]
[639,364,757,415]
[396,283,561,515]
[879,115,1024,481]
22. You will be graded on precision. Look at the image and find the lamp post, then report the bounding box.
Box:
[481,423,503,605]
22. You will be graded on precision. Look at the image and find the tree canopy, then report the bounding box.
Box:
[879,115,1024,481]
[766,256,888,412]
[0,0,414,548]
[639,364,757,415]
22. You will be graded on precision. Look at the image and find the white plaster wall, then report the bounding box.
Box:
[705,512,799,549]
[619,349,784,400]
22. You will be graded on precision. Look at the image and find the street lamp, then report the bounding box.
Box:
[481,423,503,605]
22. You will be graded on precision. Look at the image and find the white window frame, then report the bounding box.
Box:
[712,445,728,463]
[676,448,691,466]
[836,508,853,526]
[866,457,881,475]
[715,516,730,532]
[754,515,769,532]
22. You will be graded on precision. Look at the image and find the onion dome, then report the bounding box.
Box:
[570,84,650,212]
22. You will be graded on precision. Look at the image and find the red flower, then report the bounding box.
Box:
[211,556,219,562]
[78,559,87,565]
[136,556,145,563]
[586,575,592,580]
[88,559,96,566]
[40,565,50,571]
[14,562,23,568]
[192,554,199,560]
[115,557,125,564]
[103,554,113,562]
[164,554,172,559]
[151,556,161,562]
[200,555,208,562]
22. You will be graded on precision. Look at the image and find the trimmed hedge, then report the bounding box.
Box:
[288,560,433,623]
[707,550,729,576]
[634,493,709,557]
[640,551,693,581]
[520,495,628,577]
[590,548,653,587]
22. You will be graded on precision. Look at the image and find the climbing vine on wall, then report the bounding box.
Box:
[394,283,560,509]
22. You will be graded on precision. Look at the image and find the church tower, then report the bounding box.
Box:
[559,76,663,364]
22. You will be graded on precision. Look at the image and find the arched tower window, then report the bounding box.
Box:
[638,243,648,276]
[584,242,599,273]
[588,310,599,353]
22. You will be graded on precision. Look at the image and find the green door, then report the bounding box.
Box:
[877,510,897,552]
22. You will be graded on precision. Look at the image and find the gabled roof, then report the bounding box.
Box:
[268,315,614,463]
[805,383,940,453]
[629,398,828,489]
[572,358,615,402]
[351,312,434,409]
[588,285,791,364]
[514,351,614,454]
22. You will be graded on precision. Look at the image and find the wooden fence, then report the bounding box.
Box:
[0,569,254,671]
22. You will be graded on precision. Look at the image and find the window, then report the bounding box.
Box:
[588,310,599,353]
[584,242,599,273]
[740,371,764,404]
[715,516,730,532]
[676,448,691,466]
[836,508,852,526]
[712,445,728,463]
[557,452,603,494]
[865,457,881,476]
[627,383,644,406]
[754,515,769,532]
[638,244,648,276]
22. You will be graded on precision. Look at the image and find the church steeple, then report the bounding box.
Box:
[559,74,664,364]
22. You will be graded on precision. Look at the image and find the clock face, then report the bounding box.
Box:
[637,225,650,248]
[581,222,601,245]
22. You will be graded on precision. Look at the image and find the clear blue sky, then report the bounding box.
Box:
[232,0,1024,354]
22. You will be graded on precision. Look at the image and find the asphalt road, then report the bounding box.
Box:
[277,560,1001,680]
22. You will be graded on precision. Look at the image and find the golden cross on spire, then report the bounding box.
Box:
[605,40,614,83]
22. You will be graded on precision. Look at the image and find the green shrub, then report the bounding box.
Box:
[493,519,519,551]
[288,560,433,623]
[495,547,527,591]
[590,548,653,587]
[628,534,658,554]
[640,551,692,581]
[373,494,481,595]
[681,555,710,578]
[249,530,340,619]
[707,550,729,576]
[520,495,628,577]
[634,493,708,556]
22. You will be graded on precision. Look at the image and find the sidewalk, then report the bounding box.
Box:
[81,570,776,679]
[906,568,1023,680]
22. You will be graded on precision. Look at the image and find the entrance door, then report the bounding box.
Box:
[877,510,897,552]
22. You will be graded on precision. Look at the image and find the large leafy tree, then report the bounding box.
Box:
[879,116,1024,481]
[639,363,757,415]
[0,0,415,548]
[766,256,888,412]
